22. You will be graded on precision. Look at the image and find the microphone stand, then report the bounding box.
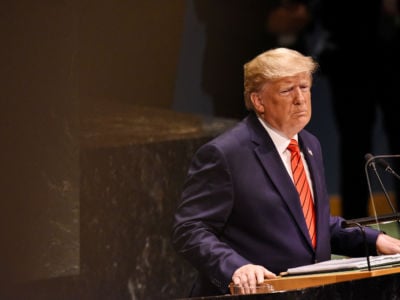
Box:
[364,154,400,227]
[366,155,398,220]
[343,154,400,228]
[375,154,400,181]
[342,154,400,272]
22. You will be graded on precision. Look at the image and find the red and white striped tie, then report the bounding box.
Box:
[287,139,316,248]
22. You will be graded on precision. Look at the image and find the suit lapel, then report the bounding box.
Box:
[246,115,313,247]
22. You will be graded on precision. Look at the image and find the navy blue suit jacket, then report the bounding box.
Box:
[172,112,380,297]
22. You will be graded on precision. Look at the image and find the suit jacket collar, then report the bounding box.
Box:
[245,112,317,249]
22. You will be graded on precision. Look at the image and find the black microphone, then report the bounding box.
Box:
[375,157,400,181]
[364,153,397,214]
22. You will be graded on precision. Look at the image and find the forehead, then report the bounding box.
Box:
[260,72,312,94]
[272,72,312,85]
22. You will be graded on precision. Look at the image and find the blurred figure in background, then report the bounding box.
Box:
[316,0,400,219]
[194,0,313,120]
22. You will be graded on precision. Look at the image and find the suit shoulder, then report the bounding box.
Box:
[196,118,251,156]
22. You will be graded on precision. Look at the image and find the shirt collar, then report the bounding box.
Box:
[256,116,298,155]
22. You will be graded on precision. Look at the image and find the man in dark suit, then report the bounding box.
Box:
[171,47,400,297]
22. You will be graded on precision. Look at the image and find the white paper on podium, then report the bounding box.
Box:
[283,254,400,276]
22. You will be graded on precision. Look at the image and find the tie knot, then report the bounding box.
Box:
[287,139,299,153]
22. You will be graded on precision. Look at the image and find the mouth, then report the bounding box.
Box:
[294,111,307,116]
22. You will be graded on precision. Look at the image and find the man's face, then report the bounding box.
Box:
[252,72,312,138]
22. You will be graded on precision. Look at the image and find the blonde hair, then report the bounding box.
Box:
[243,47,319,110]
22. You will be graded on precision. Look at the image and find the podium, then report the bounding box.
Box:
[179,266,400,300]
[230,266,400,295]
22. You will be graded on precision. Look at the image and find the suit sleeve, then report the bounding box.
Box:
[171,143,251,292]
[329,215,380,257]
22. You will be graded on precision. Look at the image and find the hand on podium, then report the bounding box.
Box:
[231,264,276,295]
[376,233,400,255]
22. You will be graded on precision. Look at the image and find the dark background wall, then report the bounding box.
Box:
[0,0,185,291]
[0,0,80,284]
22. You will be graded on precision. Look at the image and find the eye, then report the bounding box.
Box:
[300,84,310,91]
[280,87,293,95]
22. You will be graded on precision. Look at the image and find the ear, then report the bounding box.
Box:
[250,92,264,114]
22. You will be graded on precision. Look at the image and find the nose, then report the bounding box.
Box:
[293,87,306,104]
